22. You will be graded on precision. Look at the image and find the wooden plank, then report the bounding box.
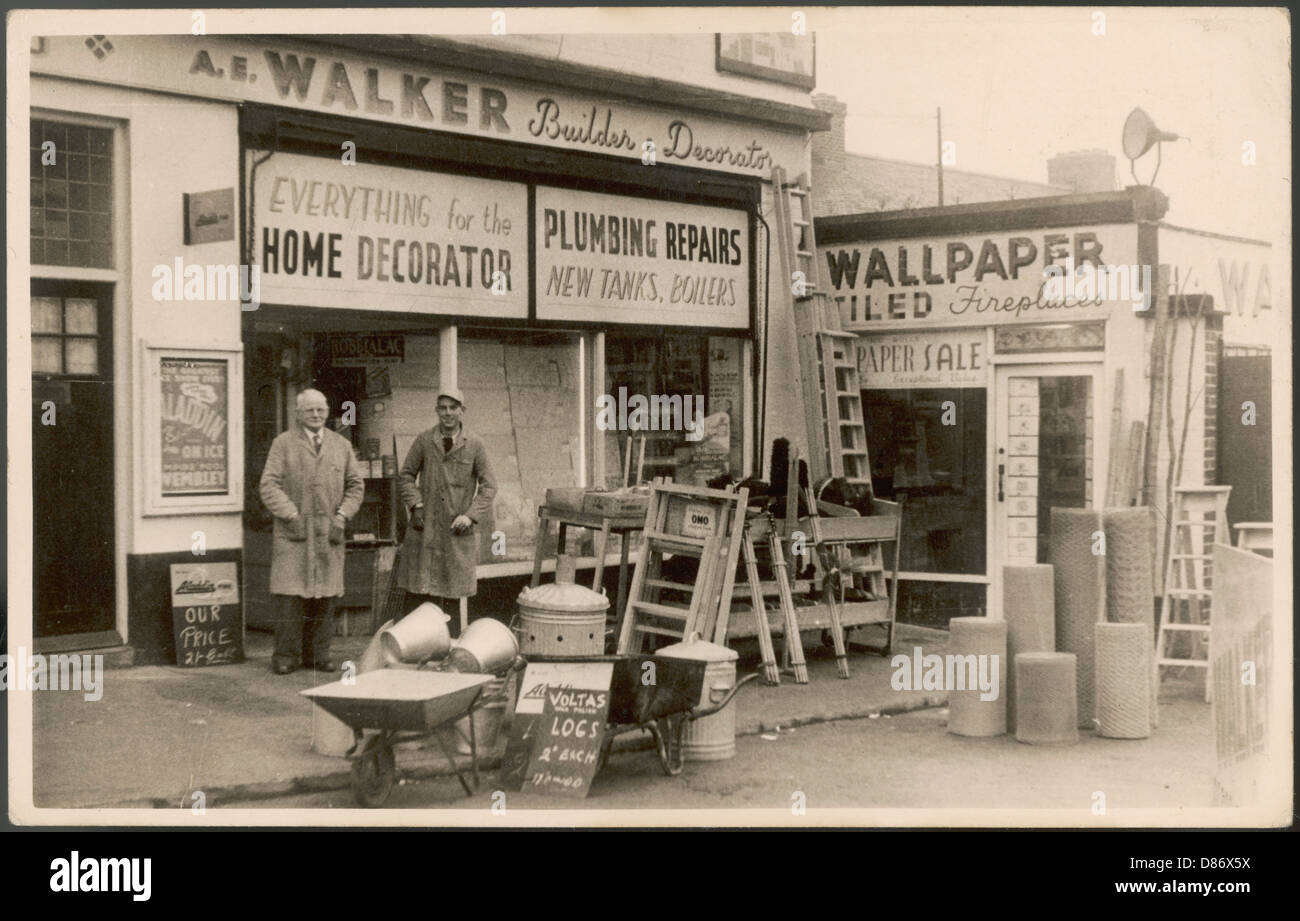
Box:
[1104,369,1124,506]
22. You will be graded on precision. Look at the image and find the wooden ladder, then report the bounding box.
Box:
[616,481,748,655]
[772,166,872,489]
[1156,486,1232,703]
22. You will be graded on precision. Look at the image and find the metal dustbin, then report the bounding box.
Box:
[515,565,609,657]
[656,633,740,761]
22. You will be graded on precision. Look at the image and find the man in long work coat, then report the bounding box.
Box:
[259,389,365,674]
[399,387,497,637]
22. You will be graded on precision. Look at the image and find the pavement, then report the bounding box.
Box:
[28,624,952,809]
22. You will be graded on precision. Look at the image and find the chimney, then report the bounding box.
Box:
[812,93,847,178]
[1047,149,1118,193]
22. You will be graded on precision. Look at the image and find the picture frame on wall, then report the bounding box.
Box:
[141,343,243,515]
[715,33,816,90]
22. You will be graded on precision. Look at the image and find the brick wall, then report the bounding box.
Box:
[1203,320,1222,485]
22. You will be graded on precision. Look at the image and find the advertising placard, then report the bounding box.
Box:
[252,152,528,317]
[536,186,750,328]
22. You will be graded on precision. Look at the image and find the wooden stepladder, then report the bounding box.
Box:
[616,481,750,657]
[1156,486,1232,703]
[731,513,806,685]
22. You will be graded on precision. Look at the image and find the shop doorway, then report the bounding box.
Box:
[993,363,1104,581]
[31,281,116,639]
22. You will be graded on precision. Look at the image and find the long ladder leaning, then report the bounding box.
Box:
[772,166,882,657]
[1156,486,1232,703]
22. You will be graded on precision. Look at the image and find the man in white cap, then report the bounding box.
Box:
[398,386,497,637]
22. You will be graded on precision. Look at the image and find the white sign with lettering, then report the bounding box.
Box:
[536,186,750,328]
[32,35,806,179]
[251,151,528,316]
[819,224,1140,329]
[856,329,987,389]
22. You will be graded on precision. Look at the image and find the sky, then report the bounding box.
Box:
[815,6,1290,242]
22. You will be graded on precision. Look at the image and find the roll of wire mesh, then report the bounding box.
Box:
[1102,508,1155,623]
[947,616,1007,737]
[1003,564,1055,734]
[1101,507,1159,729]
[1014,652,1079,745]
[1094,622,1153,739]
[1049,508,1105,729]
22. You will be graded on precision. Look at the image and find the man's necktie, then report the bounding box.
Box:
[442,436,453,455]
[313,433,322,454]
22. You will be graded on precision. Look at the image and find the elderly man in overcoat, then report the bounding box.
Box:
[399,387,497,637]
[260,388,365,674]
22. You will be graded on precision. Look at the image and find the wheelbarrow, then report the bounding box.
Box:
[524,654,760,776]
[302,670,493,807]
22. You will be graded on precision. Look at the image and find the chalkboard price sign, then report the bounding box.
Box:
[169,562,244,667]
[500,661,613,795]
[524,685,613,798]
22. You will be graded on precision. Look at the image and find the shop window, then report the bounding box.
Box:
[864,387,986,575]
[31,294,104,376]
[462,331,583,563]
[603,333,741,488]
[31,119,114,269]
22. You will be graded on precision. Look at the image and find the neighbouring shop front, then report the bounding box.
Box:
[814,188,1243,625]
[30,33,822,660]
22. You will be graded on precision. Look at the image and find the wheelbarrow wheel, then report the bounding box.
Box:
[652,715,686,776]
[351,740,396,807]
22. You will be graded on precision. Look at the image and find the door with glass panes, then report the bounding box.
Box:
[993,364,1105,592]
[31,281,116,638]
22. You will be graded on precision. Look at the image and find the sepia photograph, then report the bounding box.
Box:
[5,4,1291,841]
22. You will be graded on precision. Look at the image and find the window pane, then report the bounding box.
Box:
[65,338,99,374]
[32,337,62,373]
[45,179,67,210]
[67,153,90,182]
[64,298,98,334]
[32,297,62,333]
[865,387,987,575]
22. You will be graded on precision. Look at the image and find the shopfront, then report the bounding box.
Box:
[816,190,1189,625]
[29,32,823,658]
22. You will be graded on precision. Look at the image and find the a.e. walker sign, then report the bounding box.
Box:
[31,35,805,179]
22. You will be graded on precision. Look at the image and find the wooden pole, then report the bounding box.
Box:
[936,107,945,207]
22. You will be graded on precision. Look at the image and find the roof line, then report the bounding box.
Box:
[1158,222,1272,248]
[838,149,1070,191]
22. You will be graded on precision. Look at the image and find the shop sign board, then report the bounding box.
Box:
[535,187,750,328]
[1158,227,1275,349]
[500,661,614,795]
[32,35,806,179]
[819,224,1141,330]
[856,329,987,389]
[143,345,243,516]
[169,562,243,667]
[251,152,528,317]
[328,332,405,366]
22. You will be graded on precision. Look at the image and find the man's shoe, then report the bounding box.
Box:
[273,662,297,675]
[311,660,337,673]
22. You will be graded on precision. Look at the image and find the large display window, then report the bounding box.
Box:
[601,333,745,488]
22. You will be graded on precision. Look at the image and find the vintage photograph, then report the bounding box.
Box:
[6,5,1290,830]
